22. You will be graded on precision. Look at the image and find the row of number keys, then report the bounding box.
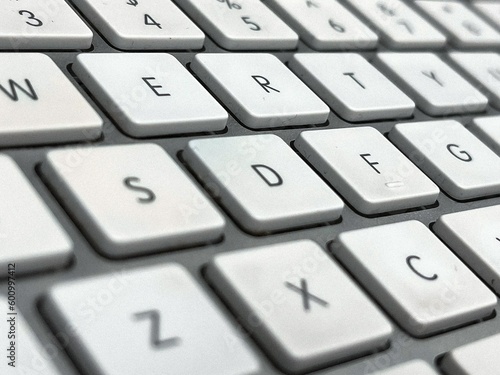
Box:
[4,0,500,50]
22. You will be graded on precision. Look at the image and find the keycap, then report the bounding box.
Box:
[264,0,377,50]
[176,0,298,51]
[42,144,225,258]
[1,298,63,375]
[71,0,204,50]
[471,116,500,155]
[295,127,439,215]
[333,220,497,337]
[289,53,415,122]
[0,155,72,275]
[0,53,102,147]
[473,1,500,30]
[191,53,329,129]
[1,0,93,50]
[415,1,500,48]
[346,0,446,49]
[376,53,488,116]
[373,360,439,375]
[441,333,500,375]
[434,205,500,295]
[73,53,227,137]
[184,135,343,233]
[206,240,393,373]
[449,52,500,109]
[44,264,260,375]
[389,120,500,200]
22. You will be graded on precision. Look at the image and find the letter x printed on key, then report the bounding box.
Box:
[285,279,329,312]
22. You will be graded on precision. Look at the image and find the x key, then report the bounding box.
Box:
[284,279,329,311]
[206,240,393,373]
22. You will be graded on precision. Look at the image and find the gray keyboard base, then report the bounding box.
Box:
[5,17,500,375]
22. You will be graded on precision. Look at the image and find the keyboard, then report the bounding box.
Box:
[2,0,500,374]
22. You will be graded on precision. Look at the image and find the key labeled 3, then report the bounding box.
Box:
[73,53,227,137]
[184,135,343,233]
[1,0,93,49]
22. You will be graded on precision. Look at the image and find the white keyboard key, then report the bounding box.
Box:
[474,1,500,30]
[441,333,500,375]
[347,0,446,49]
[1,0,93,50]
[264,0,377,50]
[290,53,414,122]
[72,0,204,50]
[174,0,298,50]
[184,135,343,233]
[376,53,488,116]
[390,120,500,200]
[42,144,225,258]
[416,1,500,48]
[0,53,102,147]
[373,360,439,375]
[191,53,329,129]
[206,240,393,373]
[0,155,72,275]
[449,52,500,109]
[44,264,260,375]
[1,299,63,375]
[295,127,438,215]
[73,53,227,137]
[333,221,497,337]
[472,116,500,155]
[434,205,500,295]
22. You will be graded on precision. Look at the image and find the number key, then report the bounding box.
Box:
[346,0,446,49]
[71,0,204,50]
[416,1,500,48]
[265,0,377,50]
[1,0,93,49]
[174,0,298,50]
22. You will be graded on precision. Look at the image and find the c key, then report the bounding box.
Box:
[333,221,497,337]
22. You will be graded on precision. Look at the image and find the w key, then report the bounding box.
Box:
[0,53,102,147]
